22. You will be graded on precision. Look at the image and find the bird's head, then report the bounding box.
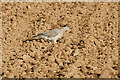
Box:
[62,26,70,31]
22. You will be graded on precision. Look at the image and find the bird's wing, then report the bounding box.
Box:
[37,29,60,38]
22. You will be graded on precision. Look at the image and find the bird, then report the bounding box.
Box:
[32,26,70,42]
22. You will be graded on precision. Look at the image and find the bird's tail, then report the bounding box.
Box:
[32,35,38,38]
[32,33,44,39]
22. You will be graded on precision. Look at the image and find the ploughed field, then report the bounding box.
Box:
[2,2,118,78]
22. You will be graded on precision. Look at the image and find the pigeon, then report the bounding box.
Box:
[32,26,70,42]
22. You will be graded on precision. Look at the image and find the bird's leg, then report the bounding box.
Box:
[48,40,52,44]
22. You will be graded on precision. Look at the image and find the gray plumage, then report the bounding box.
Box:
[32,26,69,42]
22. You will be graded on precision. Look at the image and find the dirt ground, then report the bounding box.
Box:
[2,2,118,78]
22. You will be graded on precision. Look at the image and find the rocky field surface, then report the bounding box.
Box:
[2,2,118,78]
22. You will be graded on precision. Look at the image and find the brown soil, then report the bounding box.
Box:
[2,2,118,78]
